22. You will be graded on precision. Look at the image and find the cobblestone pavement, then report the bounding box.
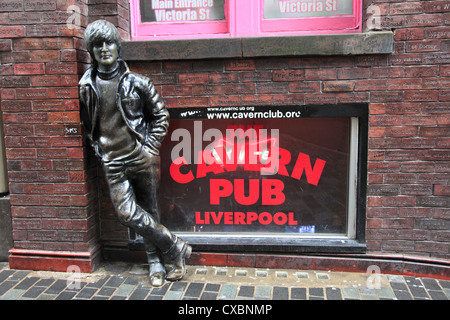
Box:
[0,261,449,300]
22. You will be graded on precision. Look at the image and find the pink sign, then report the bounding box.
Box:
[130,0,361,40]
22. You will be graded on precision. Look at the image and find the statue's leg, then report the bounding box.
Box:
[143,239,165,287]
[103,150,191,282]
[129,149,191,281]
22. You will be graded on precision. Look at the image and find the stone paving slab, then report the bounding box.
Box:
[0,261,449,301]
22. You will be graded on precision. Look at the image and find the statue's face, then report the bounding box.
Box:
[92,41,119,67]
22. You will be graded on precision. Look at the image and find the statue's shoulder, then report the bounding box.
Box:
[79,67,95,87]
[122,71,153,89]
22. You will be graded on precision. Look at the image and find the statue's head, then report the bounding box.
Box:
[84,20,121,68]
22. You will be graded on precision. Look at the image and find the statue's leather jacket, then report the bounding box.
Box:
[79,59,169,158]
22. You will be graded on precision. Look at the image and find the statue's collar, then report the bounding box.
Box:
[96,63,120,80]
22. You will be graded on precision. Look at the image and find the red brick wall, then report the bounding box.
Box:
[121,0,448,260]
[0,0,100,255]
[0,0,448,265]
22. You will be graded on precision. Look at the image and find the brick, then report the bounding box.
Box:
[273,70,304,82]
[272,93,304,105]
[36,148,68,159]
[9,136,50,149]
[48,112,80,124]
[50,136,82,147]
[0,25,25,38]
[417,196,449,207]
[24,0,57,11]
[3,124,34,136]
[26,24,59,37]
[404,66,439,78]
[381,240,415,252]
[418,128,442,143]
[38,171,69,183]
[54,183,87,195]
[210,95,240,106]
[404,90,439,102]
[67,148,85,159]
[382,218,414,229]
[390,53,423,65]
[336,92,369,104]
[0,64,13,76]
[209,72,239,83]
[241,94,273,106]
[304,93,337,105]
[33,99,65,112]
[355,79,387,91]
[24,183,54,194]
[46,62,78,75]
[12,218,41,230]
[48,87,79,99]
[289,81,320,93]
[42,219,72,230]
[406,14,443,26]
[401,184,433,195]
[0,76,30,88]
[0,39,11,51]
[1,100,32,112]
[22,160,53,172]
[371,67,404,78]
[337,68,369,80]
[0,0,23,12]
[322,80,355,92]
[388,78,422,90]
[16,88,47,100]
[178,96,209,108]
[305,69,336,80]
[14,63,45,75]
[178,73,209,84]
[425,1,449,13]
[369,115,402,126]
[394,28,424,41]
[256,82,287,94]
[12,38,45,50]
[30,76,61,87]
[425,27,450,39]
[10,195,41,206]
[225,60,255,71]
[406,40,440,52]
[386,126,418,137]
[9,11,41,24]
[390,2,424,15]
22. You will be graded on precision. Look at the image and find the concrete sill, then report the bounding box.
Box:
[122,32,394,61]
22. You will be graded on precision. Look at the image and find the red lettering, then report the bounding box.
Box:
[234,179,259,205]
[234,212,246,224]
[273,212,287,225]
[209,179,233,205]
[170,157,194,184]
[195,211,204,224]
[288,212,298,225]
[210,211,223,224]
[261,179,285,205]
[291,153,326,186]
[224,212,233,224]
[276,147,291,176]
[247,212,258,224]
[259,212,272,225]
[196,150,224,178]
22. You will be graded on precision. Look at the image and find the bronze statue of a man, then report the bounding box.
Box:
[79,20,191,287]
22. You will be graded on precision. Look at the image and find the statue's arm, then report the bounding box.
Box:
[142,78,170,155]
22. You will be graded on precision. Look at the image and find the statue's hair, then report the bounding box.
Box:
[84,20,121,61]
